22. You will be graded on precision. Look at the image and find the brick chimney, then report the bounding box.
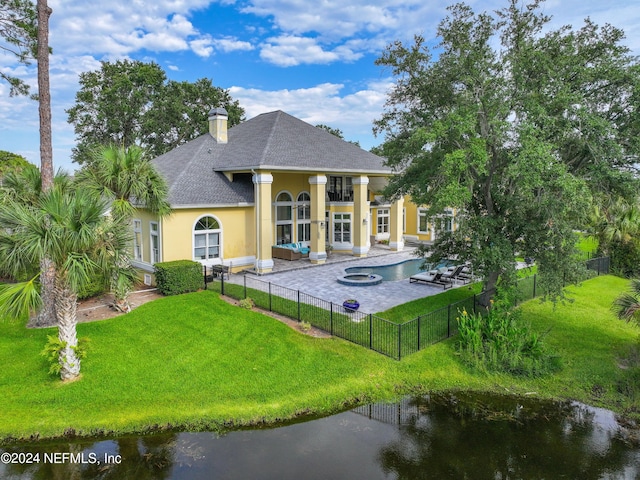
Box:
[208,107,228,144]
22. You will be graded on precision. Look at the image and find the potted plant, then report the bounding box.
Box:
[343,299,360,312]
[326,244,333,257]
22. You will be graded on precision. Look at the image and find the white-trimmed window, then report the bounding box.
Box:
[297,192,311,242]
[443,208,454,232]
[133,219,143,261]
[417,208,429,234]
[194,216,221,261]
[275,191,293,245]
[333,212,351,244]
[377,208,389,234]
[150,221,160,264]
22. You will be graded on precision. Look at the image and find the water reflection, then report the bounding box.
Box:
[365,393,639,479]
[1,393,638,480]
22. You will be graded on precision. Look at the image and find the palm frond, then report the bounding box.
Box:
[612,292,640,323]
[76,144,171,220]
[0,277,41,321]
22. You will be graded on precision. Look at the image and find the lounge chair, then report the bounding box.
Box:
[442,265,470,285]
[409,271,453,289]
[457,265,474,283]
[409,272,433,284]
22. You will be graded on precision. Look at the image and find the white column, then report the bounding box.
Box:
[308,175,327,264]
[352,176,369,257]
[253,172,274,273]
[389,197,405,251]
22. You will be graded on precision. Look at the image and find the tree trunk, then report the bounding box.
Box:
[55,282,81,381]
[112,296,131,314]
[29,257,57,327]
[36,0,57,327]
[37,0,54,190]
[111,251,132,313]
[478,270,499,307]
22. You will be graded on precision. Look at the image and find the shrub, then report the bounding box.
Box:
[456,304,559,377]
[41,335,89,376]
[610,239,640,278]
[77,273,108,300]
[238,297,254,309]
[154,260,202,296]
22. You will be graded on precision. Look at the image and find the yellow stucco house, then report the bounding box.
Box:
[131,108,455,279]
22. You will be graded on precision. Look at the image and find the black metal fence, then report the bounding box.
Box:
[206,256,609,360]
[586,256,610,276]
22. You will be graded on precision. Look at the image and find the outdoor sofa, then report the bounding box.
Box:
[272,242,310,261]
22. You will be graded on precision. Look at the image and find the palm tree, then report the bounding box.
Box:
[589,197,640,254]
[77,145,170,220]
[612,279,640,326]
[0,185,129,380]
[36,0,57,329]
[76,145,170,312]
[0,165,72,326]
[1,163,71,206]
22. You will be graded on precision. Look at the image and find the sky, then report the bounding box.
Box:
[1,0,640,172]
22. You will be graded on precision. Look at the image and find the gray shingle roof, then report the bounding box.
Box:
[153,110,390,207]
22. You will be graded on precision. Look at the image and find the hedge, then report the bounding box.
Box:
[154,260,202,296]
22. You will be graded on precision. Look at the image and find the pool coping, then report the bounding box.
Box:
[336,273,384,286]
[342,258,431,282]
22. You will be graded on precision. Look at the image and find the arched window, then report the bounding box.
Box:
[193,216,222,261]
[275,191,293,245]
[297,192,311,242]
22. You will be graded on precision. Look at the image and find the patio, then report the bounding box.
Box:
[227,245,475,314]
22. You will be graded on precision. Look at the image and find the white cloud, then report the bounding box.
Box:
[229,79,393,148]
[239,0,445,66]
[241,0,434,40]
[212,37,255,53]
[48,2,214,58]
[259,35,361,66]
[189,38,215,57]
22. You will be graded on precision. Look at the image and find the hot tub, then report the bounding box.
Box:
[336,273,383,286]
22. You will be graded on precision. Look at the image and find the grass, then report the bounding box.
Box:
[211,278,481,358]
[576,233,599,254]
[0,290,394,440]
[377,282,483,322]
[0,275,638,443]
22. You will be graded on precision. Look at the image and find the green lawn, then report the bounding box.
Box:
[576,233,599,254]
[0,275,638,443]
[377,281,483,322]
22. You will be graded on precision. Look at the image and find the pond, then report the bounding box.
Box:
[1,393,638,479]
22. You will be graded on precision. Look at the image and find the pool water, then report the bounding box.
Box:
[345,258,453,282]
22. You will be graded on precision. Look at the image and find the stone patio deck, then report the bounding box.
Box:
[226,246,476,314]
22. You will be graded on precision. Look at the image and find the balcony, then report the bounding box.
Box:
[327,189,354,202]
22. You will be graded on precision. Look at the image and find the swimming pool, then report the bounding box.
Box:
[345,258,454,282]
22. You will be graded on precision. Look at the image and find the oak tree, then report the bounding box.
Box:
[67,60,244,163]
[375,0,640,299]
